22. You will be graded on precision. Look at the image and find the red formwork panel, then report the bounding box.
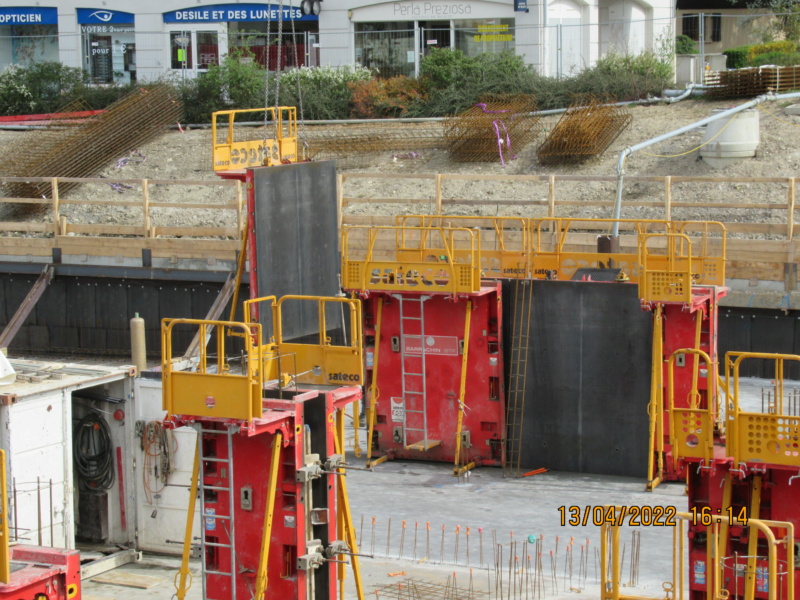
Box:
[656,285,726,481]
[687,462,800,600]
[0,546,81,600]
[364,283,505,465]
[170,386,361,600]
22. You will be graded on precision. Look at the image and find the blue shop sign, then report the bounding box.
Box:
[0,7,58,26]
[514,0,529,11]
[77,9,135,25]
[164,3,317,23]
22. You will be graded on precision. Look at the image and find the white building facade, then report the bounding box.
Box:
[0,0,674,82]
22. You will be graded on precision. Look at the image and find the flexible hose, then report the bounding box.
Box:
[73,412,115,494]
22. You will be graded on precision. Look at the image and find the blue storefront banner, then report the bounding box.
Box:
[0,7,58,26]
[77,8,135,25]
[514,0,529,11]
[164,3,317,23]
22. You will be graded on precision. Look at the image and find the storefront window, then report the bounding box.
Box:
[454,19,515,57]
[0,8,59,69]
[354,22,414,78]
[197,31,219,69]
[171,31,193,69]
[78,10,135,84]
[228,21,317,70]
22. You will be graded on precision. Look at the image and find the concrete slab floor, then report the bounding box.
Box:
[83,416,689,600]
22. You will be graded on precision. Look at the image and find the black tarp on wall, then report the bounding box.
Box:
[504,280,653,477]
[251,161,340,342]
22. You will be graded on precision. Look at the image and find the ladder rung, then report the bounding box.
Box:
[201,457,230,463]
[205,570,234,576]
[204,541,233,549]
[203,485,231,492]
[200,428,231,434]
[202,514,231,521]
[402,316,422,321]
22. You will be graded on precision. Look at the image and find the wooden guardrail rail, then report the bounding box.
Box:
[0,176,243,261]
[338,173,800,289]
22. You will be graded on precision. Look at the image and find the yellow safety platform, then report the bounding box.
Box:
[161,295,363,423]
[212,107,299,171]
[341,225,482,294]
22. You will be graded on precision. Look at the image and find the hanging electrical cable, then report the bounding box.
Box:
[73,411,115,494]
[274,0,285,147]
[262,2,273,163]
[288,0,309,157]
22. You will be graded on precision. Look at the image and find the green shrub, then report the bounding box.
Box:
[750,51,800,66]
[278,65,372,120]
[723,46,751,70]
[747,40,798,63]
[570,50,672,102]
[0,62,91,115]
[675,35,698,54]
[414,49,539,116]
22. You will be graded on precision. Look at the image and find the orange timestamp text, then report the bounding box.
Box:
[689,505,749,527]
[558,505,677,527]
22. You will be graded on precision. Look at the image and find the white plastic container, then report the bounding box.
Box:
[701,108,760,169]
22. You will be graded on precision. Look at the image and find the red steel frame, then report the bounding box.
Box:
[168,386,361,600]
[651,285,727,482]
[0,546,81,600]
[362,284,505,466]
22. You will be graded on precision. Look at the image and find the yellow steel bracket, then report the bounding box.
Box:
[335,410,365,600]
[0,450,9,584]
[453,299,473,476]
[366,297,383,466]
[254,432,283,599]
[174,437,199,599]
[645,304,664,492]
[211,106,298,170]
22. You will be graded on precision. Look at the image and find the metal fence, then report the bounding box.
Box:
[0,12,790,82]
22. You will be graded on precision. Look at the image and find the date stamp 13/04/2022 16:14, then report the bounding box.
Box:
[558,505,750,527]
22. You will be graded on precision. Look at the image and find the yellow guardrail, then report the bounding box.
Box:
[638,233,694,303]
[342,225,482,294]
[396,215,529,278]
[162,319,264,421]
[343,219,725,297]
[725,351,800,469]
[211,107,299,171]
[162,294,364,422]
[245,294,364,387]
[667,348,718,464]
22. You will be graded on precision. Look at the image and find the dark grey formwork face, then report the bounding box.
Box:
[504,279,653,477]
[251,161,340,342]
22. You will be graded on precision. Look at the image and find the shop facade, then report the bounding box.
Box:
[320,0,675,78]
[0,1,672,81]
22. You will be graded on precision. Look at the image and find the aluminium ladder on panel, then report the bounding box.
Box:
[394,294,440,450]
[198,424,238,600]
[504,280,533,478]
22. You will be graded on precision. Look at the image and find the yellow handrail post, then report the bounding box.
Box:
[253,432,283,599]
[453,299,473,475]
[174,437,199,600]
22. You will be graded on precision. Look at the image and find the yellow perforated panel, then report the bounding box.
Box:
[345,262,363,290]
[644,271,691,303]
[673,409,712,461]
[737,413,800,467]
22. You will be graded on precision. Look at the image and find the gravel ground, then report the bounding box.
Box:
[0,97,798,232]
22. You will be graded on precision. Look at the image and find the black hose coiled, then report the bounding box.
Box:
[73,412,115,494]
